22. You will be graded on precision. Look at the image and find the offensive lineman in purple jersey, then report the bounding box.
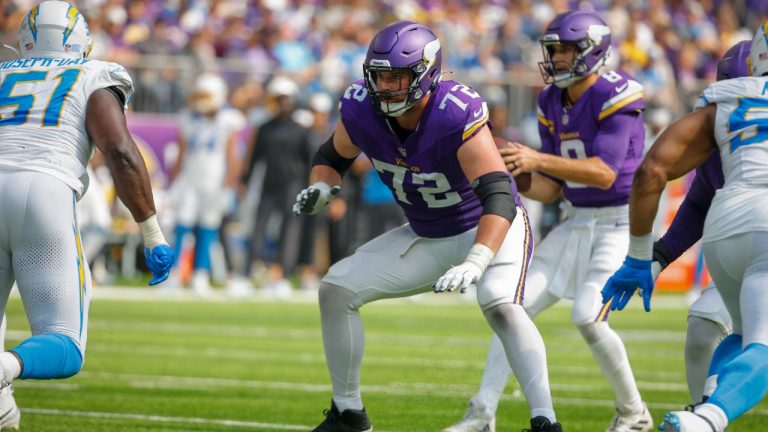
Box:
[652,41,750,404]
[292,21,562,432]
[445,11,653,432]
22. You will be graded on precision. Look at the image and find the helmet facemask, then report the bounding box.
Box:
[364,59,431,117]
[538,39,610,88]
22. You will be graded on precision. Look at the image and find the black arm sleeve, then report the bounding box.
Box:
[312,134,356,177]
[472,171,517,222]
[105,86,126,109]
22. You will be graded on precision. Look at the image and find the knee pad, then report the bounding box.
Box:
[13,334,83,380]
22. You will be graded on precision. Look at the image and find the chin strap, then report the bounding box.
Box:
[2,45,20,56]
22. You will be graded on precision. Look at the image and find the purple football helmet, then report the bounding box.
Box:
[363,21,442,117]
[716,40,751,81]
[538,10,612,88]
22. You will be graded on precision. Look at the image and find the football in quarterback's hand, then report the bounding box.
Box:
[493,136,531,193]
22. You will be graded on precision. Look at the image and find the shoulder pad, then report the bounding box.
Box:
[596,71,644,120]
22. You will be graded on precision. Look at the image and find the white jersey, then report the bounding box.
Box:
[0,57,133,198]
[176,107,245,188]
[697,77,768,242]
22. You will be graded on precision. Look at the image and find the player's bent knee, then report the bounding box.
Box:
[577,322,604,344]
[483,302,523,330]
[13,333,83,380]
[318,283,361,314]
[686,317,726,354]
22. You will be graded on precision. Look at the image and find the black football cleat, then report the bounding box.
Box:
[311,400,372,432]
[523,416,563,432]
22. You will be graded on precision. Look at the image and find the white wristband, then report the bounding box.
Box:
[465,243,495,274]
[138,214,167,249]
[628,233,653,260]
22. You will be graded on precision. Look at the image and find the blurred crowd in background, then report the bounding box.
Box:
[0,0,766,295]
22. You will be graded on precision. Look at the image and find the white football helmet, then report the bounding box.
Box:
[750,21,768,77]
[17,1,93,59]
[191,73,228,114]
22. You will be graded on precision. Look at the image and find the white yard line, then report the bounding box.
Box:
[24,408,312,431]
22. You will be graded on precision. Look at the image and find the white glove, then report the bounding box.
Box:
[434,244,495,293]
[292,182,341,215]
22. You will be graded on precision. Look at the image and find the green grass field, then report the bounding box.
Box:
[5,289,767,431]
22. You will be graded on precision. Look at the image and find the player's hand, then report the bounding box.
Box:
[434,262,484,294]
[601,256,655,312]
[144,244,174,286]
[498,142,540,177]
[292,182,341,215]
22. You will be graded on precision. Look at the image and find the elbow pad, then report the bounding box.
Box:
[312,134,356,177]
[472,171,517,222]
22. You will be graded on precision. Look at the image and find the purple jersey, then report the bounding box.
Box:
[537,70,645,207]
[340,79,519,238]
[659,152,724,261]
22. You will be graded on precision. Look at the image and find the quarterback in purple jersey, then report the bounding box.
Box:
[445,10,653,432]
[652,41,749,405]
[293,21,561,432]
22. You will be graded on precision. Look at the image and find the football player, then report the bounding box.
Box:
[602,25,768,432]
[0,1,173,427]
[445,10,653,432]
[169,73,244,294]
[652,41,750,404]
[293,21,561,432]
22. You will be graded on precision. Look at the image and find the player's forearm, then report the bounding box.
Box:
[628,160,666,238]
[659,193,709,261]
[103,145,156,222]
[537,154,616,189]
[308,164,343,187]
[473,214,510,254]
[522,173,561,203]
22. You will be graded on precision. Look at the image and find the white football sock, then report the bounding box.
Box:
[695,403,729,431]
[580,322,643,413]
[474,335,512,414]
[484,303,556,423]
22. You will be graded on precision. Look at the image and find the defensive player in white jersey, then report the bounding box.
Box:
[169,72,244,294]
[602,24,768,432]
[0,2,174,425]
[445,10,652,432]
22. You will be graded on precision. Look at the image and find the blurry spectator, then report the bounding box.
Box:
[240,76,313,297]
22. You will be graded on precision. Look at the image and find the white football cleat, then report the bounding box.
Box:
[442,398,496,432]
[659,411,718,432]
[607,402,653,432]
[0,386,20,430]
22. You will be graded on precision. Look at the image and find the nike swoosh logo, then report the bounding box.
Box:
[615,83,628,93]
[474,108,483,117]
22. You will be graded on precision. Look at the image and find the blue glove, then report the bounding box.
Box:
[144,244,174,286]
[601,256,655,312]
